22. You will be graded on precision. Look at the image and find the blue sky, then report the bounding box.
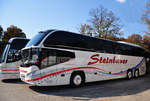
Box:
[0,0,148,38]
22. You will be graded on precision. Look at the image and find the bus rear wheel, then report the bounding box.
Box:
[127,70,133,79]
[70,72,85,87]
[134,69,139,78]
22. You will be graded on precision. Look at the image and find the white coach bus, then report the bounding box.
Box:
[0,38,30,79]
[20,30,150,87]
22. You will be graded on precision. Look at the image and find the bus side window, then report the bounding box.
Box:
[114,45,121,54]
[40,49,56,69]
[40,49,75,69]
[47,50,56,67]
[56,50,75,64]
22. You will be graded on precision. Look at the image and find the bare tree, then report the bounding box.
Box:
[142,1,150,35]
[127,34,142,45]
[79,6,122,39]
[79,24,94,37]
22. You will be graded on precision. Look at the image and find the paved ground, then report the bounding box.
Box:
[0,75,150,101]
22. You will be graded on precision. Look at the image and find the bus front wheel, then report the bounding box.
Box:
[70,72,85,87]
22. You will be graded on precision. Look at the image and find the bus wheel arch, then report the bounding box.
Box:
[70,71,85,87]
[126,69,133,79]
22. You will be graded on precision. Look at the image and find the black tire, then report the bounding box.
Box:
[134,69,139,78]
[127,70,133,79]
[146,60,150,74]
[70,72,85,87]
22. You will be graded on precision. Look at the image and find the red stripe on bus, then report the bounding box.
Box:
[20,70,28,73]
[26,67,108,82]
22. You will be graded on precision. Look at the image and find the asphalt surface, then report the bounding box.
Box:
[0,75,150,101]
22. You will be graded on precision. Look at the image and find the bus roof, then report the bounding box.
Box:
[8,37,30,43]
[45,29,143,49]
[117,41,142,48]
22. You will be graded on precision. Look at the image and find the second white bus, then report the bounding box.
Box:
[0,38,29,79]
[20,30,150,87]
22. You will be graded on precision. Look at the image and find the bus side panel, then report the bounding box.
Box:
[55,63,73,86]
[75,51,146,83]
[55,50,90,86]
[37,66,58,86]
[1,61,21,79]
[38,51,146,86]
[73,51,98,82]
[82,52,127,83]
[33,60,74,86]
[139,58,146,76]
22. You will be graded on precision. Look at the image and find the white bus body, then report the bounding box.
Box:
[20,30,149,86]
[0,38,29,79]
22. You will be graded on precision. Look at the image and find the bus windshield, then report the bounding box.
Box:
[26,32,48,47]
[21,48,40,67]
[1,44,9,63]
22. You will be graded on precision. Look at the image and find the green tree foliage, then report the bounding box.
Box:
[3,25,26,43]
[79,6,122,39]
[0,25,26,59]
[142,1,150,51]
[127,34,142,45]
[142,1,150,35]
[0,26,4,59]
[0,26,3,40]
[79,24,93,36]
[143,35,150,50]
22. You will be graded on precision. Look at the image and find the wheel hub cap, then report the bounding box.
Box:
[73,75,82,85]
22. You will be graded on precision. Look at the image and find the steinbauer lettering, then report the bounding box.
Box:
[88,54,128,65]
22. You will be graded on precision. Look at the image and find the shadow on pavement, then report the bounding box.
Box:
[29,74,150,100]
[1,79,25,84]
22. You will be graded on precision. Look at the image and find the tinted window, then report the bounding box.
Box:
[44,31,86,48]
[131,47,143,57]
[114,43,144,57]
[43,30,144,57]
[98,40,115,53]
[10,39,29,50]
[21,48,40,67]
[43,31,116,53]
[40,48,75,69]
